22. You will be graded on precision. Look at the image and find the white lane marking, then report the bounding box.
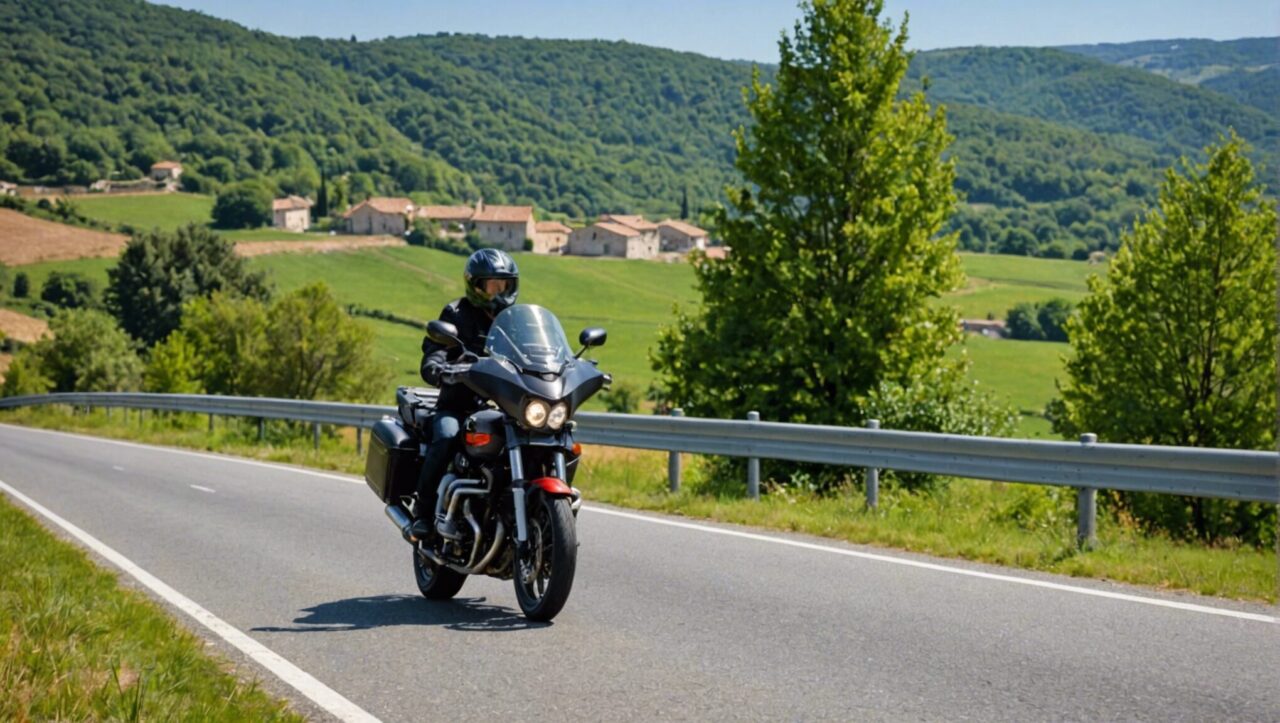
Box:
[3,423,1273,625]
[190,485,216,494]
[581,505,1279,625]
[0,423,362,485]
[112,465,126,472]
[0,478,381,723]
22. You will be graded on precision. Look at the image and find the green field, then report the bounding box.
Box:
[10,243,1093,435]
[71,193,214,231]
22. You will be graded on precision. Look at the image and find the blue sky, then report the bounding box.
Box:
[156,0,1277,63]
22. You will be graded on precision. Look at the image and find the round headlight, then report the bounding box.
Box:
[547,403,569,430]
[523,399,550,428]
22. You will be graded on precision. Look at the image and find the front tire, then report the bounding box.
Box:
[513,495,577,622]
[413,547,467,600]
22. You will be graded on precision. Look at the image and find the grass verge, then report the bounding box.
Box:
[0,481,305,720]
[2,405,1275,605]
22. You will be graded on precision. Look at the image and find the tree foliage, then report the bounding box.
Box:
[1051,134,1277,544]
[40,270,98,310]
[1005,298,1073,342]
[168,284,389,402]
[4,309,142,394]
[653,0,1007,491]
[211,181,272,229]
[105,224,270,347]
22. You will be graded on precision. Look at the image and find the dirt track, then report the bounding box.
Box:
[233,236,406,257]
[0,209,128,265]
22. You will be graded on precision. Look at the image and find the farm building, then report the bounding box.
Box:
[272,195,313,232]
[149,161,183,182]
[567,221,658,259]
[472,203,535,252]
[344,197,414,235]
[658,219,708,253]
[533,221,571,254]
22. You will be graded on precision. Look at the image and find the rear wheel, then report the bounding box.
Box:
[513,495,577,622]
[413,547,466,600]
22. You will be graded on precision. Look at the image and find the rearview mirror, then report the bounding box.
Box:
[427,320,462,348]
[579,327,607,349]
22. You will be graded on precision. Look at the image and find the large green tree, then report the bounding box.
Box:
[1052,133,1277,543]
[211,181,273,229]
[105,224,270,346]
[653,0,986,442]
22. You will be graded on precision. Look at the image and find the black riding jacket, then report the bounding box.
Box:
[420,298,493,412]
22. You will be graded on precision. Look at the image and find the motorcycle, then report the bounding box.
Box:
[364,304,608,622]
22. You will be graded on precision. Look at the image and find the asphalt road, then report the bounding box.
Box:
[2,423,1278,722]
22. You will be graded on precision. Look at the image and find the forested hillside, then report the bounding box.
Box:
[0,0,1273,257]
[1060,37,1278,115]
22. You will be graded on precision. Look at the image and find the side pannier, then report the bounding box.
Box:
[364,418,422,503]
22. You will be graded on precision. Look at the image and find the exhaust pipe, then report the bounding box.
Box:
[385,504,416,543]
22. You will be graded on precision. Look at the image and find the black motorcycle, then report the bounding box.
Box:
[364,304,608,622]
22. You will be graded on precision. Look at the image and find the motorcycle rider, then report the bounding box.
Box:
[408,248,520,541]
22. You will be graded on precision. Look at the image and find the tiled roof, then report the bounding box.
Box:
[473,205,533,223]
[150,160,182,169]
[344,197,414,217]
[417,205,474,220]
[591,221,642,238]
[535,221,571,233]
[659,219,707,237]
[272,195,312,212]
[601,214,657,232]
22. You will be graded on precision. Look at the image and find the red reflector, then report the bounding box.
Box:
[465,432,491,446]
[572,443,582,456]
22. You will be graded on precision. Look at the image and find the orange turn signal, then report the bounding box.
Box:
[465,432,492,447]
[572,443,582,456]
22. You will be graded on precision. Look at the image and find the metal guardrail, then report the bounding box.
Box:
[2,393,1276,527]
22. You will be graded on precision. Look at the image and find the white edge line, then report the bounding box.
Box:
[190,485,216,494]
[581,505,1279,625]
[3,423,1273,625]
[0,478,381,723]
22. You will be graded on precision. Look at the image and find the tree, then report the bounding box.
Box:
[211,181,272,229]
[15,309,143,393]
[652,0,980,449]
[1005,303,1044,341]
[144,332,204,394]
[175,292,269,396]
[12,271,29,298]
[105,224,271,347]
[1052,134,1277,543]
[40,270,98,309]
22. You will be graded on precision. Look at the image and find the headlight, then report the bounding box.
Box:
[547,403,569,430]
[523,399,549,428]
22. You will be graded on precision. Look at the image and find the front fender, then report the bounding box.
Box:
[528,476,573,496]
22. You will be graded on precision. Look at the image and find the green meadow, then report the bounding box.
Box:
[70,193,214,231]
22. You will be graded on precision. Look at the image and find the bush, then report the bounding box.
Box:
[40,271,98,309]
[599,381,640,414]
[4,309,143,394]
[1005,298,1073,342]
[12,271,29,298]
[211,180,272,229]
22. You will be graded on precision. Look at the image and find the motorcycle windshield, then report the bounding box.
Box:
[485,305,574,375]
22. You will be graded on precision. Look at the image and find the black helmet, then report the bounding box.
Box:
[464,248,519,313]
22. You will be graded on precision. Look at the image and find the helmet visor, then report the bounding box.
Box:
[473,277,516,301]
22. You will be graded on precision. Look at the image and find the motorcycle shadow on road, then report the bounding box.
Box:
[251,594,549,634]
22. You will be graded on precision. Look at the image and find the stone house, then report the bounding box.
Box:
[600,214,659,246]
[272,195,313,232]
[344,197,414,235]
[532,221,571,254]
[149,161,183,182]
[0,181,15,197]
[658,219,708,253]
[568,221,658,259]
[472,203,535,251]
[416,205,475,237]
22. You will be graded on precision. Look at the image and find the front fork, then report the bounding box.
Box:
[508,444,575,548]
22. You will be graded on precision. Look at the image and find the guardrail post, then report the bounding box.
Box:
[1077,433,1098,549]
[746,411,760,500]
[313,423,320,451]
[865,419,881,510]
[668,408,683,492]
[208,413,214,434]
[356,427,363,456]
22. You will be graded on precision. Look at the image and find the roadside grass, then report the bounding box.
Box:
[2,405,1274,604]
[71,193,215,232]
[0,482,305,720]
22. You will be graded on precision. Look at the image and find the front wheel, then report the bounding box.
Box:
[413,547,466,600]
[513,495,577,622]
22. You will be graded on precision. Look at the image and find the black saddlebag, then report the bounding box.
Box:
[365,418,423,503]
[396,386,438,434]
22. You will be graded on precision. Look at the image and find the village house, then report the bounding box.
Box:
[416,205,475,237]
[600,214,659,246]
[149,161,183,182]
[272,195,313,232]
[0,181,16,197]
[657,219,708,253]
[533,221,571,254]
[471,203,536,251]
[567,221,658,259]
[344,197,414,235]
